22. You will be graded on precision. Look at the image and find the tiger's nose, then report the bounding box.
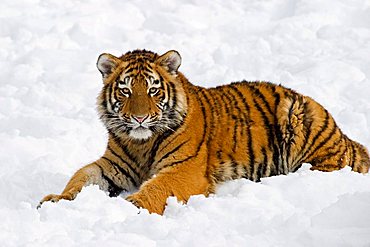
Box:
[133,115,148,123]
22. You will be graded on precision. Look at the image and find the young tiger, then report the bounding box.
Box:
[39,49,370,214]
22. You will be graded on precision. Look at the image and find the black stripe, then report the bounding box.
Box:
[143,65,153,73]
[304,122,339,163]
[216,88,240,151]
[169,82,177,108]
[216,150,223,160]
[156,139,190,165]
[158,74,165,84]
[123,63,133,71]
[272,89,282,175]
[223,87,243,118]
[300,110,330,162]
[110,132,139,165]
[299,100,313,163]
[214,164,225,182]
[107,145,140,179]
[262,147,269,177]
[229,155,239,179]
[352,141,357,166]
[337,133,347,164]
[155,130,182,158]
[163,154,196,169]
[285,96,297,166]
[125,67,134,74]
[349,139,355,167]
[252,82,282,175]
[106,83,114,109]
[96,164,124,197]
[222,87,243,155]
[218,87,231,116]
[164,80,170,105]
[249,86,276,173]
[219,90,239,164]
[149,127,178,160]
[241,164,249,179]
[155,79,188,153]
[248,84,274,115]
[232,118,238,152]
[311,145,342,165]
[162,88,207,169]
[102,157,139,187]
[256,147,268,181]
[208,88,222,135]
[229,85,255,179]
[290,163,302,172]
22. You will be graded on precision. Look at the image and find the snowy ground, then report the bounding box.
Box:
[1,0,370,246]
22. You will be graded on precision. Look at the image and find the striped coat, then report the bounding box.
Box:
[39,50,370,214]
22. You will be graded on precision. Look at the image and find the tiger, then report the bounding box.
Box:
[39,49,370,215]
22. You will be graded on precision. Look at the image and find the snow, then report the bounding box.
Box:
[1,0,370,246]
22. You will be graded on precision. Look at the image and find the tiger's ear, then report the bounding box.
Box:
[97,53,120,78]
[156,50,181,74]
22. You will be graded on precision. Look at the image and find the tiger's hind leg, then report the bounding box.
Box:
[277,94,370,174]
[309,135,370,174]
[308,133,348,172]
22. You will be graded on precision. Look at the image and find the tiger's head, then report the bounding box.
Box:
[96,50,187,141]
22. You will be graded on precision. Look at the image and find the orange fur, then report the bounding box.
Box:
[39,50,370,214]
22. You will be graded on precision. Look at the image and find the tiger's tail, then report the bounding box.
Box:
[348,138,370,173]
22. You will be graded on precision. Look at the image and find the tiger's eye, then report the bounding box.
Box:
[121,88,131,96]
[149,88,159,96]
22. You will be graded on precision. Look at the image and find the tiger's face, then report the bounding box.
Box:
[96,50,187,140]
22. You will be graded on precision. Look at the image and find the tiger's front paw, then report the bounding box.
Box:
[37,193,73,209]
[126,192,165,215]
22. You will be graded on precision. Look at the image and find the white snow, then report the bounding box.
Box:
[1,0,370,246]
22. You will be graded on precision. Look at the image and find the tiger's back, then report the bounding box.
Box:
[179,80,370,189]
